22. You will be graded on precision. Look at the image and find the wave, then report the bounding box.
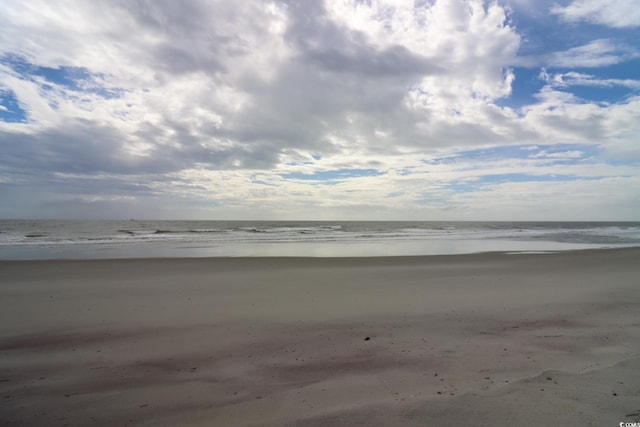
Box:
[2,222,640,251]
[118,229,163,235]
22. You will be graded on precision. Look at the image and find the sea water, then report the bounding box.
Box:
[1,220,639,259]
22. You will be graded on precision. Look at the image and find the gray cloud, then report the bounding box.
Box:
[285,1,438,79]
[0,116,282,180]
[210,1,446,161]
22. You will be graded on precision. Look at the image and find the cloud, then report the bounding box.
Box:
[529,149,584,159]
[540,70,640,90]
[516,39,639,68]
[546,39,639,68]
[0,0,521,161]
[551,0,640,28]
[0,0,639,219]
[326,0,521,100]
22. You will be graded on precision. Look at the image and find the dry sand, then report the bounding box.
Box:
[1,248,639,426]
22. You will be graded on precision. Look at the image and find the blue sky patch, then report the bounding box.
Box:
[594,59,640,81]
[32,64,92,91]
[1,54,121,100]
[1,54,89,91]
[509,7,581,57]
[0,90,27,122]
[502,60,640,109]
[500,67,545,109]
[556,61,640,103]
[568,84,633,104]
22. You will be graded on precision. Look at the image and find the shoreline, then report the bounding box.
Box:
[1,243,639,262]
[2,247,639,426]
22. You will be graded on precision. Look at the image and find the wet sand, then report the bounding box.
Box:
[1,248,639,426]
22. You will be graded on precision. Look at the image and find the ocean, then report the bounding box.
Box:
[1,220,639,259]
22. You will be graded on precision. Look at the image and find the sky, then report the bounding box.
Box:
[1,0,639,220]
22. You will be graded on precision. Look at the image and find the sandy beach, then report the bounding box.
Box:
[1,248,639,426]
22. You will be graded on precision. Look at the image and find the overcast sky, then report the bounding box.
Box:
[1,0,639,220]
